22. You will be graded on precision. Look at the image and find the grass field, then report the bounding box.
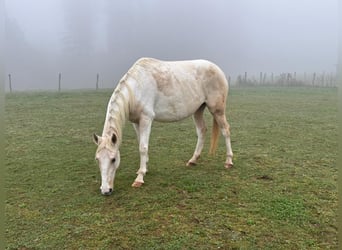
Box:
[5,87,337,249]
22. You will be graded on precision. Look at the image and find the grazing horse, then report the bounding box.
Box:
[93,58,233,195]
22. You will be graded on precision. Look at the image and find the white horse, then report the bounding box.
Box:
[93,58,233,195]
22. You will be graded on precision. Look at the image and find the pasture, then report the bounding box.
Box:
[5,87,337,249]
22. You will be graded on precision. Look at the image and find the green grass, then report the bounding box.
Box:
[5,87,337,249]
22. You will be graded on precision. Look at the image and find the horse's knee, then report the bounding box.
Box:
[139,144,148,154]
[139,144,149,164]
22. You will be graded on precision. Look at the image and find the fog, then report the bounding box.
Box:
[4,0,338,91]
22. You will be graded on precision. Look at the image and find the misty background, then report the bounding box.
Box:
[4,0,338,91]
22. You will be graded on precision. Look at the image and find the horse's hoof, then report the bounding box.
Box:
[132,181,144,188]
[186,161,197,166]
[225,163,233,169]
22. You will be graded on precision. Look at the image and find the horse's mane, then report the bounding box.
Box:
[102,74,134,145]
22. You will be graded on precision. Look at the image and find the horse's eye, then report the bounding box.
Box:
[111,158,116,164]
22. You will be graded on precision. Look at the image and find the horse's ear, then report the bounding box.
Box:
[93,133,101,145]
[111,133,117,145]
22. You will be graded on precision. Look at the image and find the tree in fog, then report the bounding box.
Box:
[60,0,97,89]
[5,16,40,90]
[4,0,337,90]
[61,0,95,57]
[105,0,235,81]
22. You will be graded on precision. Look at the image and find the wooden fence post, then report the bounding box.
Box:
[329,72,334,87]
[263,73,266,84]
[312,73,316,86]
[237,75,242,85]
[8,74,12,92]
[96,73,99,90]
[58,73,61,92]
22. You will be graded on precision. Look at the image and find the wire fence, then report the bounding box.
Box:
[234,71,337,87]
[6,71,337,92]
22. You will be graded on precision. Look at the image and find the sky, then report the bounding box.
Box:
[4,0,339,90]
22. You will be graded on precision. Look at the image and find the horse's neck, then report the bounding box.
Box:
[102,80,132,143]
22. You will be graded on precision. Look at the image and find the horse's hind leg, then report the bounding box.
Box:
[213,113,234,168]
[187,104,207,166]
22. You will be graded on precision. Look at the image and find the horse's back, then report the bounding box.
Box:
[132,57,228,91]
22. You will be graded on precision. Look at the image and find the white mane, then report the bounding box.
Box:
[102,74,133,145]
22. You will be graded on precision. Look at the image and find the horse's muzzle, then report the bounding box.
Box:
[101,188,113,196]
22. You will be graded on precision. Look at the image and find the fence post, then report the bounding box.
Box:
[58,73,61,92]
[96,73,99,90]
[330,72,334,87]
[286,73,291,85]
[8,74,12,92]
[237,75,242,86]
[312,73,316,86]
[244,72,247,84]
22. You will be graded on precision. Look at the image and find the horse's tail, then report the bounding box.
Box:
[209,118,220,155]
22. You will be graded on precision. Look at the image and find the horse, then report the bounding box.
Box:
[93,57,233,195]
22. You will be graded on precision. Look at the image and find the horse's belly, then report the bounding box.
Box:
[153,96,204,122]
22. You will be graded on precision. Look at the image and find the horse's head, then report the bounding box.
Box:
[93,133,120,195]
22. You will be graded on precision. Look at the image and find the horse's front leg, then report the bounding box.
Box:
[132,115,153,187]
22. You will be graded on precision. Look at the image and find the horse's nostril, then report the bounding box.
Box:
[109,188,113,193]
